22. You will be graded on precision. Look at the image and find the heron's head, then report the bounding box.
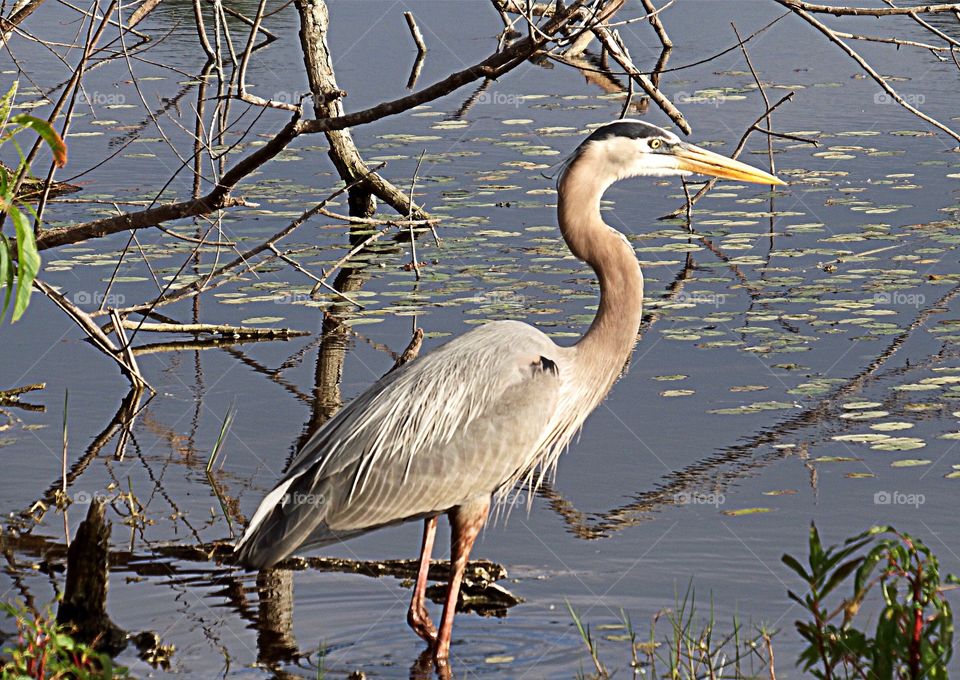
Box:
[562,119,785,186]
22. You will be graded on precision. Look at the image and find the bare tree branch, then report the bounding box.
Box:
[781,0,960,16]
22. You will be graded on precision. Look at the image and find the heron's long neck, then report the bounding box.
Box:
[558,160,644,385]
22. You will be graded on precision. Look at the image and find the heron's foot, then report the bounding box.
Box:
[430,629,452,666]
[407,605,437,644]
[432,643,450,662]
[429,641,454,680]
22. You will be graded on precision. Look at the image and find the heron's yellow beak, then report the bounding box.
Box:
[672,143,786,186]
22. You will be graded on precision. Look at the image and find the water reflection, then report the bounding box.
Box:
[251,277,366,671]
[7,0,960,675]
[547,280,960,540]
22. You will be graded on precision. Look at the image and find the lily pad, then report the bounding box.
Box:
[721,507,774,517]
[240,316,284,324]
[870,422,914,431]
[871,438,926,451]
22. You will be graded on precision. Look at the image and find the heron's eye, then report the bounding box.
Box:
[649,138,663,150]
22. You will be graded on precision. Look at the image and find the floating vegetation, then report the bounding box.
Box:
[660,389,695,398]
[9,7,960,676]
[809,456,860,463]
[871,438,926,452]
[708,401,795,415]
[721,507,775,517]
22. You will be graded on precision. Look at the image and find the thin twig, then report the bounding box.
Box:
[236,0,298,111]
[639,0,672,49]
[155,224,235,246]
[114,318,309,337]
[202,0,276,42]
[619,76,634,119]
[61,389,68,498]
[832,28,950,51]
[752,126,819,144]
[316,224,395,284]
[662,92,796,219]
[775,0,960,144]
[407,150,426,280]
[593,26,690,133]
[733,23,775,174]
[110,308,146,388]
[0,383,46,401]
[267,243,364,308]
[403,11,427,54]
[316,208,438,227]
[33,278,153,391]
[101,164,387,317]
[781,1,960,17]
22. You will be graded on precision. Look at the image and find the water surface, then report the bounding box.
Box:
[3,0,960,676]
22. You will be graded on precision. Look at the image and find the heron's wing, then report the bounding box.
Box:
[236,320,564,566]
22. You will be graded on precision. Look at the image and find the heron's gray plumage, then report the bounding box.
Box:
[235,320,588,568]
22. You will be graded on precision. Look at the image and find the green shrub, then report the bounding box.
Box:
[1,600,126,679]
[0,81,67,323]
[784,523,955,679]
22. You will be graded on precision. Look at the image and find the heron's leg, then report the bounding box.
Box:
[407,516,439,643]
[433,495,491,663]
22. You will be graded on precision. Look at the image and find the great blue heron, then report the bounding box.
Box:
[235,119,784,663]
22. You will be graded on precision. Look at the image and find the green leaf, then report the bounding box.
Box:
[809,522,825,570]
[0,235,11,320]
[786,589,808,609]
[0,81,16,129]
[821,556,866,600]
[10,205,39,322]
[10,114,67,167]
[782,553,810,581]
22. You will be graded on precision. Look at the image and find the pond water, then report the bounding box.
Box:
[3,0,960,677]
